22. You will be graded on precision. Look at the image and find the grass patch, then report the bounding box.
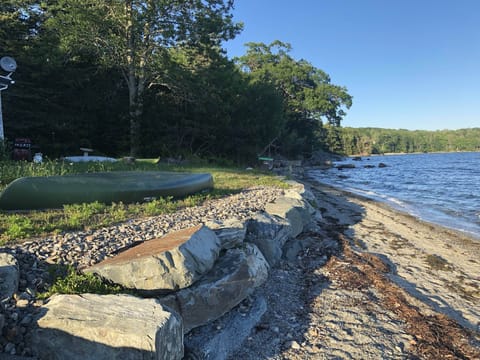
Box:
[37,265,126,299]
[425,254,453,271]
[0,159,287,245]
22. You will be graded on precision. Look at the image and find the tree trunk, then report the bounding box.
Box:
[125,0,144,157]
[129,91,143,157]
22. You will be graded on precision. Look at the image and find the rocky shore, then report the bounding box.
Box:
[0,186,283,358]
[1,172,480,359]
[228,177,480,359]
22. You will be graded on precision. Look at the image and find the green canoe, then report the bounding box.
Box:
[0,171,213,210]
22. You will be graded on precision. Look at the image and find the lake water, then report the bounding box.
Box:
[308,152,480,240]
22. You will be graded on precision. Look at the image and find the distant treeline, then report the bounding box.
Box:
[335,127,480,155]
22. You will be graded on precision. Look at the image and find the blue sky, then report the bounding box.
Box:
[223,0,480,130]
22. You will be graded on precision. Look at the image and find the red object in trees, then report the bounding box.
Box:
[12,138,32,161]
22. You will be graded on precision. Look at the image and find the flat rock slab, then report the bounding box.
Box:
[0,253,19,301]
[31,294,183,360]
[85,225,220,294]
[160,243,269,333]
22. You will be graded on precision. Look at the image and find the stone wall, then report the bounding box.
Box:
[0,181,319,359]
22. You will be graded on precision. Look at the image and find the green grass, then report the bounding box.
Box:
[37,265,126,299]
[0,159,287,245]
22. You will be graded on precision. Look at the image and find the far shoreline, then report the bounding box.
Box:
[302,171,480,244]
[347,150,480,157]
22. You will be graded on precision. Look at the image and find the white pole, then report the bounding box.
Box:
[0,91,4,141]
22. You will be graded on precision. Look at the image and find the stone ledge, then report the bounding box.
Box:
[159,243,269,333]
[0,253,19,302]
[84,225,221,294]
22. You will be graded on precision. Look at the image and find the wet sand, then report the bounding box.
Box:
[308,179,480,331]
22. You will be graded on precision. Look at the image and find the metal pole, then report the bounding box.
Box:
[0,91,4,140]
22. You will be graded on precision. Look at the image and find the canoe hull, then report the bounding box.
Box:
[0,171,213,210]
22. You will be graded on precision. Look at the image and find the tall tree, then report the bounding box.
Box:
[236,41,352,157]
[45,0,241,156]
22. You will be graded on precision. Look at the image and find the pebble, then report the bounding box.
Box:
[15,300,29,309]
[286,340,301,350]
[0,186,283,357]
[4,342,15,354]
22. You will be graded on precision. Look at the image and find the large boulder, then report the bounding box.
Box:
[245,213,291,266]
[84,225,221,294]
[31,294,183,360]
[0,253,19,301]
[283,180,316,203]
[265,196,304,238]
[304,150,342,167]
[204,218,246,250]
[159,243,269,333]
[265,194,314,238]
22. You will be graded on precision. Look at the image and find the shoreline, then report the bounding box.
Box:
[306,166,480,242]
[308,176,480,242]
[348,150,480,157]
[232,173,480,358]
[303,174,480,331]
[1,173,479,358]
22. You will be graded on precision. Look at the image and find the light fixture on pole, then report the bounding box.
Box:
[0,56,18,141]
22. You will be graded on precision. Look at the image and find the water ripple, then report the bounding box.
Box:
[310,152,480,239]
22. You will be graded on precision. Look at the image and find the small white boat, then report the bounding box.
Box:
[63,147,117,162]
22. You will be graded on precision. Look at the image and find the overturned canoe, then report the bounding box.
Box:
[0,171,213,210]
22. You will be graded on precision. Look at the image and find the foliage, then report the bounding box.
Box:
[235,41,352,157]
[38,265,125,299]
[42,0,242,156]
[1,3,351,163]
[0,141,12,161]
[4,214,35,239]
[337,127,480,155]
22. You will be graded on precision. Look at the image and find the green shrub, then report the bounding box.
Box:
[4,215,35,239]
[63,201,106,228]
[38,265,125,299]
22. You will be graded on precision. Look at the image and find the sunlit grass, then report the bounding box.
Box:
[37,265,126,299]
[0,159,287,245]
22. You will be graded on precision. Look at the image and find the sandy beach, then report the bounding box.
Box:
[231,176,480,359]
